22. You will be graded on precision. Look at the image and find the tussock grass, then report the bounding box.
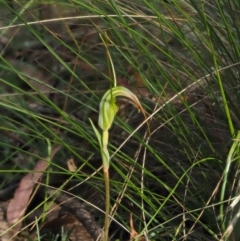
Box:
[0,0,240,240]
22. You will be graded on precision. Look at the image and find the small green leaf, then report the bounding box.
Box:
[90,119,110,169]
[89,118,102,147]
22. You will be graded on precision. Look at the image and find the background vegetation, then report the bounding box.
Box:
[0,0,240,240]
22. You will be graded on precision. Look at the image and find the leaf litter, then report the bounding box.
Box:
[6,145,61,238]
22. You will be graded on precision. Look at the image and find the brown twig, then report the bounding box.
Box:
[39,188,103,241]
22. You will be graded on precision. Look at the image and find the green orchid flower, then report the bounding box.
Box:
[90,85,148,241]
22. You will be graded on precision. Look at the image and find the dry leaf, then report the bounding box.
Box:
[40,214,94,241]
[67,158,77,172]
[6,145,61,235]
[130,205,139,241]
[129,204,147,241]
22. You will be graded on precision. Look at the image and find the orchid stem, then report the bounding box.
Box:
[103,168,110,241]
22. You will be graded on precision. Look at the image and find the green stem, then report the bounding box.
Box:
[103,168,110,241]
